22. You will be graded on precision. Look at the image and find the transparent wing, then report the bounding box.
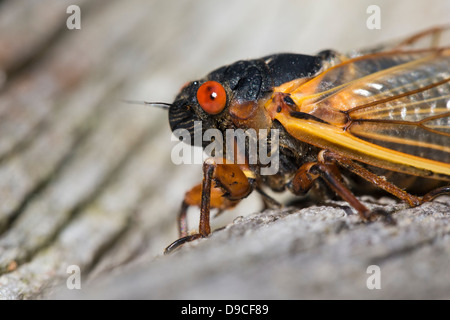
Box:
[277,48,450,179]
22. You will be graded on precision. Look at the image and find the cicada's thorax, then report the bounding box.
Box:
[206,93,319,193]
[254,121,308,192]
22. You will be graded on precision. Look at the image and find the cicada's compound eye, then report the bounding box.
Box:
[196,81,227,115]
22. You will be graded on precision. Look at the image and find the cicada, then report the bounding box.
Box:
[156,26,450,253]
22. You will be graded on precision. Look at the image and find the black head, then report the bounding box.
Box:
[168,53,323,147]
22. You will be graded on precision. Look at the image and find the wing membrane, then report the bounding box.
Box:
[276,48,450,179]
[290,50,440,109]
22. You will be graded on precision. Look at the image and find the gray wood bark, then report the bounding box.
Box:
[0,0,448,300]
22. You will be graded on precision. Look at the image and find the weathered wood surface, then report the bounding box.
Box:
[56,198,450,299]
[0,0,449,299]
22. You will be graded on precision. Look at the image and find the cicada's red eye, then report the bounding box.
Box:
[196,81,227,114]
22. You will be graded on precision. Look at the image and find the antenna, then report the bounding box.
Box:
[121,99,171,110]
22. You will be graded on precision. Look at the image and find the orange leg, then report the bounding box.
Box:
[392,25,450,50]
[289,161,375,220]
[320,150,422,207]
[165,159,254,254]
[422,186,450,202]
[178,184,237,238]
[290,151,449,222]
[297,150,450,222]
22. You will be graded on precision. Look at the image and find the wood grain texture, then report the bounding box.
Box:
[55,198,450,299]
[0,0,448,299]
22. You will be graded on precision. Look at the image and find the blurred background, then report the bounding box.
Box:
[0,0,448,299]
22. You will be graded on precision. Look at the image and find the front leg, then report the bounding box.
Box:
[165,159,254,254]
